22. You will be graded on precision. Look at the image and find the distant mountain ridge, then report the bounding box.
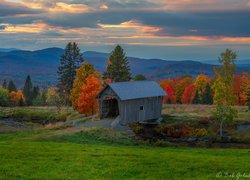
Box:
[0,48,249,88]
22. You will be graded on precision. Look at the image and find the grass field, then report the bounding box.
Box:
[0,105,249,179]
[0,127,250,179]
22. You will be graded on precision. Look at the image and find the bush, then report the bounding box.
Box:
[194,128,208,137]
[129,123,145,134]
[0,87,9,106]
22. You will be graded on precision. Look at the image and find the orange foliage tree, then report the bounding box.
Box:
[78,76,103,115]
[9,90,24,106]
[181,84,196,104]
[175,76,193,103]
[70,61,100,109]
[233,73,250,105]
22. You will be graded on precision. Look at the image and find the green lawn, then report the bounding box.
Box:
[0,128,249,179]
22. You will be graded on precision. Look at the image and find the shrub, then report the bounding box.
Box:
[0,87,9,106]
[129,123,145,134]
[194,128,208,137]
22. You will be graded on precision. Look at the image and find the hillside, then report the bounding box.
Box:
[0,48,249,87]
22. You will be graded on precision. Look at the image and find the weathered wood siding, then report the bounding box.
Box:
[119,96,163,125]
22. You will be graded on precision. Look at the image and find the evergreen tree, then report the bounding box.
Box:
[202,83,213,104]
[103,45,131,82]
[23,75,33,106]
[7,80,17,92]
[193,90,200,104]
[32,86,40,100]
[2,80,7,89]
[57,42,84,103]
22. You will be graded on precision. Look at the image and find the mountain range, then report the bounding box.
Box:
[0,48,249,88]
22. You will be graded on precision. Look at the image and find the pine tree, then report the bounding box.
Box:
[57,42,84,104]
[103,45,131,82]
[7,80,17,92]
[193,90,200,104]
[23,75,33,106]
[202,83,213,104]
[2,80,7,89]
[32,86,40,100]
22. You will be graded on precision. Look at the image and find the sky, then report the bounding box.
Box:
[0,0,250,60]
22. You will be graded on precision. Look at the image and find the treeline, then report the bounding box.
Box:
[0,75,62,107]
[160,73,250,106]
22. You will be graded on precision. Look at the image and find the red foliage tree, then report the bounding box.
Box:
[78,76,103,115]
[233,73,250,105]
[163,86,176,104]
[181,84,196,104]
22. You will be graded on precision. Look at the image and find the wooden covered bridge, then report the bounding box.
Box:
[97,81,166,125]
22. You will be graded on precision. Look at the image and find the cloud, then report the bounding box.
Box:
[0,0,43,17]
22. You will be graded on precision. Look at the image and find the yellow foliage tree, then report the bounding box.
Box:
[70,61,100,109]
[194,74,210,97]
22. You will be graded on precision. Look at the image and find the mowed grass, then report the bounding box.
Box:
[0,128,250,179]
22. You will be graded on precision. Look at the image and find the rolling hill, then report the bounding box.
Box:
[0,48,249,88]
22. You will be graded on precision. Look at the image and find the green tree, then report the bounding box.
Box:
[33,90,47,106]
[57,42,84,104]
[202,83,213,104]
[246,87,250,110]
[133,74,147,81]
[18,97,25,106]
[23,75,33,106]
[7,80,17,92]
[193,90,200,104]
[2,80,7,89]
[0,87,9,106]
[103,45,131,82]
[212,49,238,138]
[32,86,40,100]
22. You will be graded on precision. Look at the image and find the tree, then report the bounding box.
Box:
[103,45,131,82]
[69,61,99,109]
[246,86,250,110]
[32,86,40,100]
[2,80,7,89]
[175,77,193,103]
[57,42,84,104]
[46,88,64,113]
[212,49,238,138]
[33,90,47,106]
[23,75,33,106]
[78,76,102,116]
[0,87,9,106]
[194,74,209,102]
[193,90,200,104]
[233,73,250,105]
[9,90,24,106]
[182,84,196,104]
[202,83,213,104]
[163,86,176,104]
[133,74,147,81]
[7,80,17,92]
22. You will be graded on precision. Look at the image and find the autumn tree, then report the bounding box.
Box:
[57,42,84,104]
[46,88,64,113]
[23,75,33,106]
[193,90,200,104]
[70,61,99,109]
[194,74,209,102]
[78,76,102,116]
[8,80,17,92]
[163,86,176,104]
[212,49,237,138]
[202,83,213,104]
[182,84,196,104]
[9,90,24,106]
[175,77,193,103]
[233,73,250,105]
[103,45,131,82]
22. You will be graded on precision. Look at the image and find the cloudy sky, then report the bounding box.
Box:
[0,0,250,60]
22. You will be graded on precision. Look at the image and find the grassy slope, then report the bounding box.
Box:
[0,129,250,179]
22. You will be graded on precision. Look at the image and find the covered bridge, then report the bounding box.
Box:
[97,81,166,125]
